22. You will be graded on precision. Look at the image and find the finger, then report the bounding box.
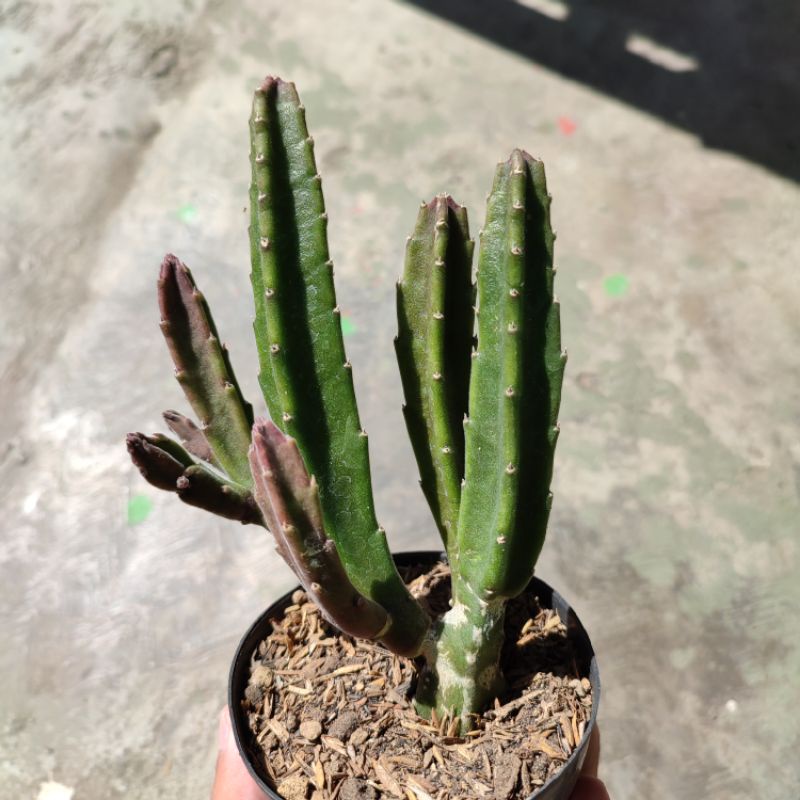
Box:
[570,776,611,800]
[211,707,267,800]
[580,725,601,778]
[572,726,608,800]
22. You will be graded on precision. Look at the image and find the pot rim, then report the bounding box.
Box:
[228,550,600,800]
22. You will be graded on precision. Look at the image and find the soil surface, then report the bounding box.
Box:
[242,565,593,800]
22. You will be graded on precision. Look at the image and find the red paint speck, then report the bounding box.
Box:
[557,116,577,136]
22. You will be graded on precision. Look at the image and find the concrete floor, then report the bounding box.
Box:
[1,1,798,798]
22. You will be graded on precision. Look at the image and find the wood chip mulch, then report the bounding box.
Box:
[242,564,593,800]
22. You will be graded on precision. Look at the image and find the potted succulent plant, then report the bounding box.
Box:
[127,77,599,800]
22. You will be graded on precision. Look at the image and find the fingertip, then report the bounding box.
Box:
[570,775,611,800]
[218,706,235,752]
[211,707,266,800]
[580,725,601,778]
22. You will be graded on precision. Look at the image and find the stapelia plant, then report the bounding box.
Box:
[127,77,564,728]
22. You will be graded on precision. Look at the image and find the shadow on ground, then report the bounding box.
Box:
[404,0,800,184]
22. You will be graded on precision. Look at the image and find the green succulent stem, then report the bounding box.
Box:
[396,195,475,553]
[456,150,564,602]
[248,77,428,656]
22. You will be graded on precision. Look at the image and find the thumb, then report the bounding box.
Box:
[211,707,267,800]
[570,727,610,800]
[570,777,610,800]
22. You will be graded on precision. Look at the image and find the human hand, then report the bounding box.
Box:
[570,726,610,800]
[211,708,267,800]
[211,708,609,800]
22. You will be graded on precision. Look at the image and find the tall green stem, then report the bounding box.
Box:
[248,77,428,655]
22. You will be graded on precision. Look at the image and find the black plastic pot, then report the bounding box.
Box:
[229,551,600,800]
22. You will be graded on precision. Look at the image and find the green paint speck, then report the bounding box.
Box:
[127,494,153,525]
[341,316,357,337]
[603,274,629,297]
[178,203,199,224]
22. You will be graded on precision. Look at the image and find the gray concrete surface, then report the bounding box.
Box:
[1,1,798,798]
